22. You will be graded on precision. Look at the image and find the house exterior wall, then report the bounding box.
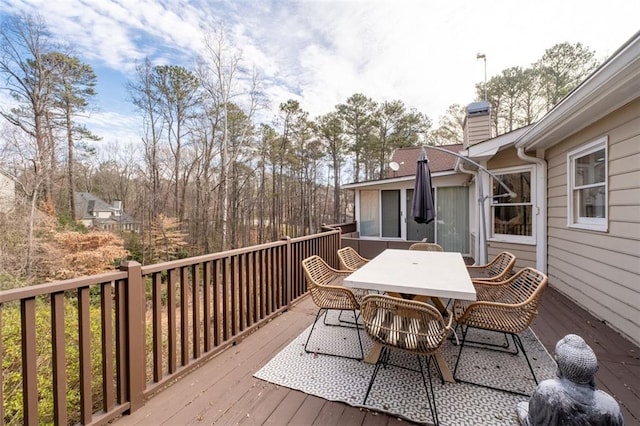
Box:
[486,146,525,169]
[544,98,640,345]
[481,147,538,269]
[487,241,536,270]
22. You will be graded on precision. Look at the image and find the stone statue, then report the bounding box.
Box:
[517,334,624,426]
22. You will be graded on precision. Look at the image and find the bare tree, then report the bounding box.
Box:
[199,25,261,249]
[337,93,377,182]
[129,58,166,220]
[429,104,465,145]
[46,51,99,220]
[316,112,345,223]
[152,65,200,221]
[0,13,60,274]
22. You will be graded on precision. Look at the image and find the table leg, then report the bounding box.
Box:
[434,351,455,383]
[363,342,383,364]
[429,297,448,315]
[363,343,455,384]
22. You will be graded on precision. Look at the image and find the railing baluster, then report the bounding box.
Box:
[167,269,177,373]
[231,256,238,336]
[78,286,92,424]
[258,250,266,319]
[152,272,162,382]
[115,279,127,404]
[222,259,229,341]
[192,264,201,359]
[51,292,67,426]
[203,261,212,351]
[249,251,257,326]
[21,297,38,425]
[213,259,220,346]
[180,266,189,366]
[239,254,246,331]
[266,249,273,315]
[101,282,115,412]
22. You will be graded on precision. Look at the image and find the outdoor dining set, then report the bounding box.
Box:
[301,246,548,425]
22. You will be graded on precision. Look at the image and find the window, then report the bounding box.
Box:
[359,190,380,237]
[491,167,534,243]
[567,137,607,231]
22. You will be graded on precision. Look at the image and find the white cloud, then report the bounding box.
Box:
[0,0,639,141]
[78,110,141,144]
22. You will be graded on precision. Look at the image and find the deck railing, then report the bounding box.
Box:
[0,230,341,425]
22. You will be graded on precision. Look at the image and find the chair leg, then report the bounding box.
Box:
[453,326,537,396]
[304,308,325,354]
[363,348,388,405]
[337,309,363,328]
[305,308,364,360]
[450,324,512,352]
[418,355,439,425]
[513,334,538,386]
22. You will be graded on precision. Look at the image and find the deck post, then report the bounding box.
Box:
[120,261,146,412]
[282,236,292,309]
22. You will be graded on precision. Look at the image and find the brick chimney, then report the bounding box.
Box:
[463,101,491,149]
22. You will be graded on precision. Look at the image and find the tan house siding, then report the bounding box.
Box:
[486,146,527,169]
[487,241,536,270]
[483,146,538,269]
[544,98,640,345]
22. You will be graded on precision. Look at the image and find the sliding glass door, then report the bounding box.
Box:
[406,189,435,242]
[436,186,469,253]
[359,186,469,253]
[381,190,401,238]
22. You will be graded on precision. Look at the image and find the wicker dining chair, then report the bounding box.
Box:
[301,255,364,360]
[466,251,516,283]
[408,242,444,252]
[452,267,548,396]
[361,294,453,425]
[337,246,370,271]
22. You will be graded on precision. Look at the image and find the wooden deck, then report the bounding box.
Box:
[117,287,639,425]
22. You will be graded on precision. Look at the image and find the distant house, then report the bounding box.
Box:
[74,192,139,233]
[0,168,17,213]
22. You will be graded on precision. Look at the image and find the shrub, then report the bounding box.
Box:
[2,294,112,425]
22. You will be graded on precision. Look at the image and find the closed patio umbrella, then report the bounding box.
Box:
[412,151,435,224]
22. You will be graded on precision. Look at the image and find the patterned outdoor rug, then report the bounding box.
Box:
[254,310,556,425]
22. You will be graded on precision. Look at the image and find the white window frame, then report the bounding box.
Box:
[567,136,608,232]
[489,165,535,244]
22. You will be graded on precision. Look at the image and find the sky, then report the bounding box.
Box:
[0,0,639,147]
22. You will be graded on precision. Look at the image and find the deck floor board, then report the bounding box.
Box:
[117,287,640,425]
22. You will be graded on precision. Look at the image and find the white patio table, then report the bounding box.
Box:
[343,249,476,383]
